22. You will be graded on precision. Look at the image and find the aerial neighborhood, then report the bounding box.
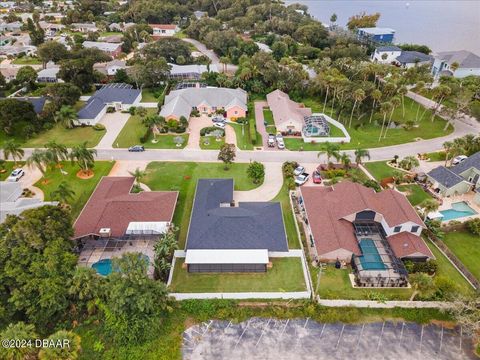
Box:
[0,1,480,359]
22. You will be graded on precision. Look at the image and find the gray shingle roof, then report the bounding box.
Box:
[377,46,401,52]
[16,97,46,114]
[427,151,480,188]
[436,50,480,68]
[186,179,289,252]
[396,51,432,64]
[451,151,480,174]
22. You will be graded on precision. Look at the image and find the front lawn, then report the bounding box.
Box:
[114,110,188,149]
[143,162,261,248]
[169,257,306,292]
[35,161,114,219]
[263,108,277,133]
[442,230,480,281]
[397,184,432,206]
[23,124,106,148]
[12,57,42,65]
[199,135,225,150]
[228,123,254,150]
[363,161,396,181]
[291,97,452,151]
[0,161,25,180]
[426,151,447,162]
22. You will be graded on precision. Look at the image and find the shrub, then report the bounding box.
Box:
[129,106,136,115]
[93,123,106,131]
[139,128,151,143]
[249,120,257,145]
[200,126,224,136]
[167,119,178,129]
[190,109,200,117]
[362,179,381,192]
[282,161,298,178]
[324,169,346,179]
[175,126,186,133]
[466,218,480,236]
[106,106,115,113]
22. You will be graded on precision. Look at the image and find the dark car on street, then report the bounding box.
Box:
[128,145,145,152]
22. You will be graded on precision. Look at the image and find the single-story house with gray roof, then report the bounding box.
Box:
[77,83,141,125]
[427,151,480,204]
[394,51,433,68]
[184,179,289,272]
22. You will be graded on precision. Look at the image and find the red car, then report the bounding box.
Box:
[312,171,322,184]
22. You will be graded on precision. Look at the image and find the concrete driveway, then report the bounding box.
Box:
[17,165,44,199]
[234,162,283,202]
[95,112,131,149]
[186,115,236,149]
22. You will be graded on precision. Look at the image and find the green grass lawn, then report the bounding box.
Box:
[363,161,396,181]
[99,31,122,37]
[228,123,254,150]
[141,87,166,102]
[22,124,106,148]
[289,97,452,151]
[35,161,114,219]
[263,109,277,134]
[199,136,225,149]
[113,110,188,149]
[443,230,480,281]
[12,57,42,65]
[143,162,261,248]
[0,161,25,181]
[426,151,447,162]
[272,181,301,249]
[170,257,306,292]
[397,184,432,206]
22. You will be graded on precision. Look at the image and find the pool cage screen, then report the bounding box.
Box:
[302,115,331,137]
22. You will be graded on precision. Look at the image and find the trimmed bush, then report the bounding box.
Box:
[200,126,224,136]
[466,218,480,236]
[106,106,115,113]
[93,123,106,131]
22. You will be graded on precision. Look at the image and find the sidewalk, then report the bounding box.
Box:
[317,298,452,309]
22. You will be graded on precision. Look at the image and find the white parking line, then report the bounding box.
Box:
[355,324,365,351]
[419,325,424,353]
[439,325,444,354]
[234,319,251,350]
[335,324,345,350]
[460,326,463,352]
[400,322,405,343]
[202,320,213,335]
[319,323,326,340]
[376,322,385,350]
[280,319,290,336]
[255,318,272,347]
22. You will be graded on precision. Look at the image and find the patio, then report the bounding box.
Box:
[433,192,480,223]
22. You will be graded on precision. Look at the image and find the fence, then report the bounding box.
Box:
[301,113,351,143]
[425,229,479,289]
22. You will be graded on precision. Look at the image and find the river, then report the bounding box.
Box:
[288,0,480,54]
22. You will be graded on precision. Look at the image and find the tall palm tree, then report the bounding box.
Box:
[383,96,401,138]
[378,101,393,141]
[430,85,452,122]
[44,141,68,169]
[354,148,370,165]
[339,152,351,171]
[420,198,439,221]
[55,105,78,129]
[414,81,425,122]
[317,142,340,166]
[129,167,146,185]
[2,140,24,166]
[50,181,76,204]
[398,85,408,118]
[349,88,366,128]
[69,142,97,175]
[321,74,333,113]
[369,88,382,123]
[26,149,48,174]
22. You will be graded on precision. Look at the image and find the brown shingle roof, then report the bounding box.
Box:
[387,232,434,259]
[73,177,178,238]
[266,89,312,129]
[301,181,428,258]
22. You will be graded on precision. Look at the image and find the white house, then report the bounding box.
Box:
[150,24,179,38]
[371,46,402,64]
[431,50,480,78]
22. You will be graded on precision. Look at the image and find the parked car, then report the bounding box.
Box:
[452,155,468,165]
[7,168,25,182]
[267,134,276,147]
[277,138,285,149]
[294,166,305,176]
[128,145,145,152]
[212,116,226,123]
[312,171,322,184]
[275,133,283,142]
[295,172,310,186]
[213,122,225,129]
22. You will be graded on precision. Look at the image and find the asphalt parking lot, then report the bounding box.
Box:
[183,317,475,360]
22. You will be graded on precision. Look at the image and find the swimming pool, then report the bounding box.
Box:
[440,201,478,221]
[91,255,150,276]
[358,239,386,270]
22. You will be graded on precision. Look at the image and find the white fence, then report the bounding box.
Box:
[138,102,159,108]
[302,113,351,143]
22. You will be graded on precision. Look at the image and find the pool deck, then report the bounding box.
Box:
[437,192,480,224]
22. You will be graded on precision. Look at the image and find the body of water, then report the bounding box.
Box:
[289,0,480,54]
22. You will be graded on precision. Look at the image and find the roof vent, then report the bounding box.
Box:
[99,228,111,237]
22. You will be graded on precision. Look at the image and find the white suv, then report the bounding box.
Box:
[7,168,25,182]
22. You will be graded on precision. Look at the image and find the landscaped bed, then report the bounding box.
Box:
[35,161,114,219]
[442,230,480,281]
[169,257,306,293]
[143,162,262,248]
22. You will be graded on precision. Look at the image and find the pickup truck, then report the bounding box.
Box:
[294,172,310,186]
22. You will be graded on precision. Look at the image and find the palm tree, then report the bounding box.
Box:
[419,198,439,221]
[2,140,24,166]
[129,167,146,185]
[354,148,370,165]
[398,85,408,118]
[317,142,340,166]
[339,152,351,170]
[26,148,48,174]
[369,89,382,123]
[44,141,68,169]
[55,105,78,129]
[219,56,230,73]
[69,142,97,176]
[38,330,81,360]
[430,85,452,122]
[414,81,425,122]
[383,96,401,138]
[50,181,76,204]
[409,272,434,301]
[349,88,365,128]
[378,101,393,141]
[321,74,333,113]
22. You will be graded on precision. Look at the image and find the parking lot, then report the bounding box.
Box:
[183,318,475,360]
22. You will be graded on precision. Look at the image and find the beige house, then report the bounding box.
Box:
[266,90,311,133]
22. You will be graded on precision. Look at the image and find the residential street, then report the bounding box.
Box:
[182,38,238,73]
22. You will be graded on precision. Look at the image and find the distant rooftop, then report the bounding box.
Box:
[358,27,396,35]
[435,50,480,68]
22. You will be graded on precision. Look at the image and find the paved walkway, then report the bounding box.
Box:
[234,162,283,202]
[18,165,45,200]
[317,298,452,309]
[108,160,150,176]
[186,115,236,149]
[95,112,130,149]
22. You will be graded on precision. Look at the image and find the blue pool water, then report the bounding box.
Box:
[440,202,477,221]
[92,255,150,276]
[358,239,386,270]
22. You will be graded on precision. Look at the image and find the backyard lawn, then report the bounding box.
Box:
[0,161,25,181]
[442,230,480,281]
[143,162,261,248]
[114,110,188,149]
[169,257,306,292]
[199,135,225,150]
[141,86,166,102]
[289,97,452,151]
[35,161,114,219]
[363,161,396,181]
[397,184,432,206]
[22,124,106,148]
